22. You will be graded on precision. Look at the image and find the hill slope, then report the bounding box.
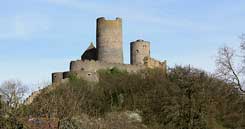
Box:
[22,67,245,129]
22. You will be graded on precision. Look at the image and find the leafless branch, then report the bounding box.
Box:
[215,34,245,93]
[0,80,28,108]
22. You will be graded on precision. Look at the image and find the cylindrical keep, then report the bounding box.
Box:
[96,17,123,64]
[130,39,150,65]
[52,72,63,83]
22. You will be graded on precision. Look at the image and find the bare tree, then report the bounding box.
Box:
[216,34,245,93]
[0,95,3,112]
[0,80,28,108]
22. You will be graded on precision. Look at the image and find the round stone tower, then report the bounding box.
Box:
[130,39,150,65]
[96,17,123,64]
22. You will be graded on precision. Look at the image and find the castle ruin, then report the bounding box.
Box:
[52,17,167,83]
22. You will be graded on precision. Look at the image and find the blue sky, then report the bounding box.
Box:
[0,0,245,90]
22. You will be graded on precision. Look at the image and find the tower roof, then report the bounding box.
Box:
[86,42,96,50]
[81,42,97,61]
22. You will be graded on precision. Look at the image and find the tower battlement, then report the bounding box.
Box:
[97,17,122,22]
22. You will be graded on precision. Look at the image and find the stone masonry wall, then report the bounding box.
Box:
[70,60,145,73]
[52,58,167,84]
[144,57,167,73]
[52,72,63,83]
[68,60,146,82]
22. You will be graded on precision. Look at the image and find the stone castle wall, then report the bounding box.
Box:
[51,60,146,83]
[52,59,167,83]
[70,60,145,73]
[144,57,167,71]
[52,72,63,84]
[96,17,123,64]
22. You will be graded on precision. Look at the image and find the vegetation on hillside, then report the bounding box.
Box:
[3,66,241,129]
[1,66,245,128]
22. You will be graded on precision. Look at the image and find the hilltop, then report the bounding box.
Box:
[7,66,243,129]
